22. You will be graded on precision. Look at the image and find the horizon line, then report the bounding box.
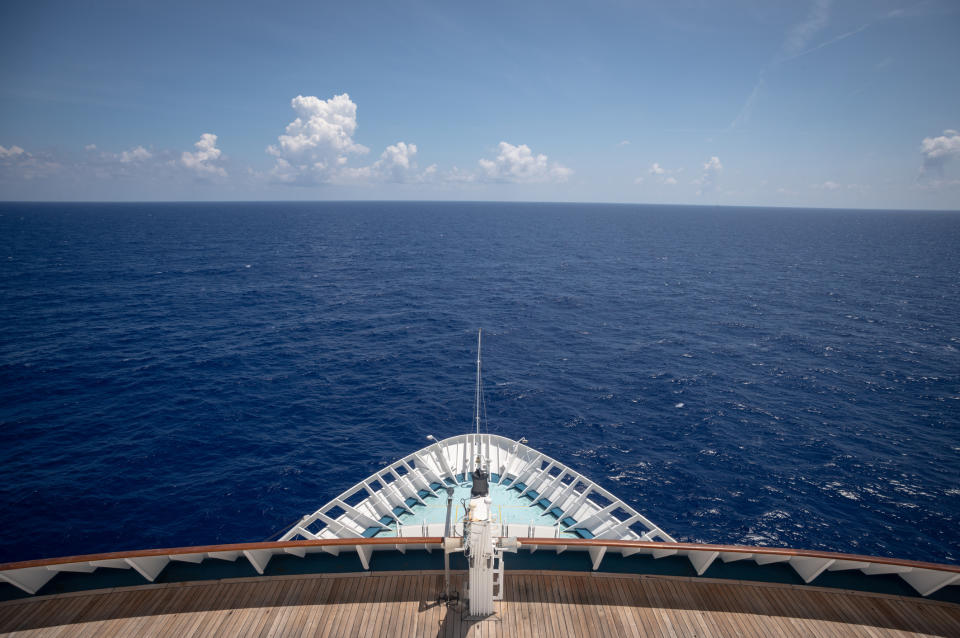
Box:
[1,199,959,213]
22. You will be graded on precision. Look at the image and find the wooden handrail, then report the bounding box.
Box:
[1,537,957,575]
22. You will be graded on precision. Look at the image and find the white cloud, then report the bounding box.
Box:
[783,0,831,58]
[810,181,870,192]
[477,142,571,183]
[341,141,435,183]
[730,0,840,129]
[915,178,960,189]
[445,166,478,183]
[617,140,631,147]
[267,93,370,184]
[920,129,960,176]
[83,145,170,179]
[120,146,152,163]
[0,144,61,179]
[0,145,26,158]
[270,94,367,156]
[181,133,226,177]
[640,162,680,186]
[372,141,420,182]
[694,156,723,194]
[875,56,893,70]
[265,94,572,187]
[814,180,841,190]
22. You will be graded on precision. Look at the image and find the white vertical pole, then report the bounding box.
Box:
[468,501,496,617]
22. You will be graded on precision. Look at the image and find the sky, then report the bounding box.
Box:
[0,0,958,209]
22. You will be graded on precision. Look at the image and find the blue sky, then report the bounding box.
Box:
[1,0,958,208]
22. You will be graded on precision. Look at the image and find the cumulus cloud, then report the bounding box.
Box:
[181,133,226,177]
[640,162,679,186]
[919,129,960,176]
[82,144,170,179]
[0,145,26,158]
[477,142,571,183]
[647,162,683,186]
[264,94,572,187]
[0,144,61,179]
[120,146,152,163]
[694,156,722,194]
[341,141,437,183]
[371,141,419,182]
[813,180,841,190]
[267,93,370,184]
[270,94,367,156]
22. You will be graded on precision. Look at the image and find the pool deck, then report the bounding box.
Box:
[374,480,585,538]
[2,570,957,637]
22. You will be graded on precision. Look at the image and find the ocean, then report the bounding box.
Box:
[1,201,958,566]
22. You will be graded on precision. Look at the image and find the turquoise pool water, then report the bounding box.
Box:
[371,477,586,538]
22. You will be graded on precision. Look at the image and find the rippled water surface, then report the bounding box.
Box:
[1,201,958,564]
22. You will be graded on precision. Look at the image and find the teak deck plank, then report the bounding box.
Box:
[607,576,643,638]
[542,573,564,638]
[632,577,675,638]
[39,592,92,638]
[286,579,318,637]
[330,575,362,638]
[412,575,427,638]
[545,574,566,637]
[370,572,393,637]
[621,577,664,638]
[322,575,358,638]
[298,578,332,638]
[396,573,414,638]
[207,581,260,638]
[543,573,562,638]
[670,577,715,638]
[568,574,593,638]
[2,571,959,637]
[524,574,540,637]
[879,598,931,638]
[687,581,728,638]
[657,577,694,638]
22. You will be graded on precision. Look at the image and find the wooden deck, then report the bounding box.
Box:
[1,571,957,637]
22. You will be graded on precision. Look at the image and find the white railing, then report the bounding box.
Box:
[281,434,673,545]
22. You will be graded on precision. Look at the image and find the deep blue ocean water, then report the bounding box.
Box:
[1,201,958,566]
